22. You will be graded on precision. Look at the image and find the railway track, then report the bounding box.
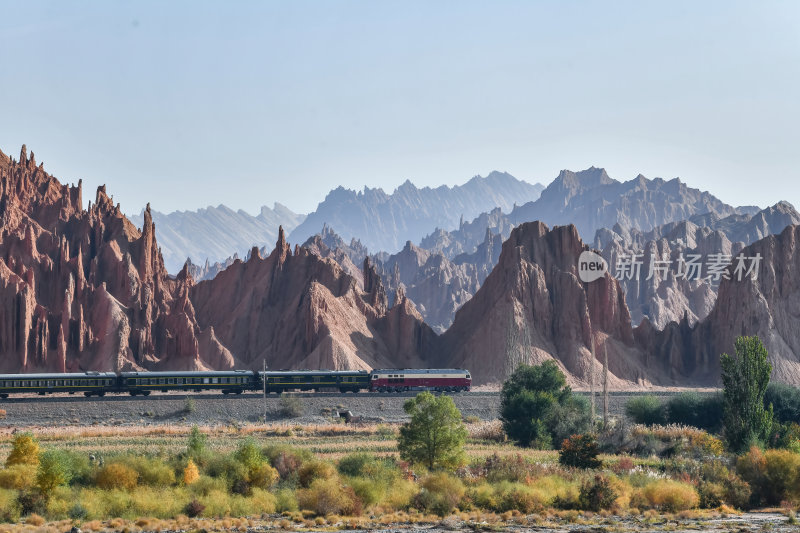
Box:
[0,388,717,404]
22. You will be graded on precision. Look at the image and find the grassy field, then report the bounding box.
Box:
[0,420,552,462]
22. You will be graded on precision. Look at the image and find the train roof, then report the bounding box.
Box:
[260,370,368,375]
[120,370,254,377]
[372,368,470,374]
[0,372,118,379]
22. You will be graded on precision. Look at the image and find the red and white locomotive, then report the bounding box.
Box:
[370,368,471,393]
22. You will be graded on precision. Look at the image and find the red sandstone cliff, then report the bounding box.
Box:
[439,221,652,386]
[0,146,233,372]
[189,228,438,371]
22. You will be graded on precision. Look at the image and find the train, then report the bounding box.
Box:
[0,368,471,398]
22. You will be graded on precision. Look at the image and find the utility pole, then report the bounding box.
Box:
[590,337,596,425]
[603,343,609,429]
[263,358,267,424]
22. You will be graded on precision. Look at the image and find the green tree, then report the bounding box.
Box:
[721,336,774,452]
[5,432,39,467]
[398,391,467,470]
[187,425,207,457]
[36,449,72,497]
[500,361,590,448]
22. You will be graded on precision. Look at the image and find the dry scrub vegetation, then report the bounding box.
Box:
[0,419,794,530]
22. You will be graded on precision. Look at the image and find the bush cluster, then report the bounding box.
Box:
[500,362,591,449]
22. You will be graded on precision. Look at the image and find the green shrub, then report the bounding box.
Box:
[766,383,800,425]
[666,392,723,432]
[119,456,176,487]
[734,447,800,507]
[279,394,304,418]
[579,474,617,511]
[349,477,383,507]
[771,422,800,451]
[0,488,20,523]
[415,473,465,517]
[234,438,264,470]
[550,395,593,445]
[248,463,279,489]
[61,451,92,486]
[66,501,87,520]
[626,396,667,426]
[473,453,537,483]
[5,433,39,467]
[500,362,589,449]
[189,475,227,497]
[297,478,362,516]
[249,487,277,514]
[127,486,184,518]
[36,449,73,496]
[559,434,602,469]
[640,480,699,511]
[264,445,311,480]
[17,490,47,517]
[95,463,139,491]
[763,449,800,505]
[184,397,196,414]
[275,488,298,512]
[382,478,417,511]
[698,481,725,508]
[0,464,37,490]
[298,460,336,488]
[338,452,382,478]
[206,454,247,484]
[187,425,208,457]
[492,481,545,513]
[337,452,378,477]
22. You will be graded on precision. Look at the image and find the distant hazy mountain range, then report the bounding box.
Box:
[421,167,760,258]
[133,171,542,273]
[288,171,544,253]
[129,203,305,273]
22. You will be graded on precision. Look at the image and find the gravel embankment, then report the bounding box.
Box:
[0,390,716,428]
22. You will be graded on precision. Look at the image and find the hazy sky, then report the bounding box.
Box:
[1,1,798,216]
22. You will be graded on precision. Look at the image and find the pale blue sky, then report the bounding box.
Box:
[1,1,798,215]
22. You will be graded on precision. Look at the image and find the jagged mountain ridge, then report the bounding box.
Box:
[6,145,800,388]
[288,171,544,253]
[0,145,235,373]
[421,167,760,260]
[190,231,439,372]
[128,203,305,274]
[593,202,800,328]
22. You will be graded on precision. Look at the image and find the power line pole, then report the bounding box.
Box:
[590,337,596,425]
[263,358,267,424]
[603,343,609,429]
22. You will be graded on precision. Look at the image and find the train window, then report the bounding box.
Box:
[372,375,378,380]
